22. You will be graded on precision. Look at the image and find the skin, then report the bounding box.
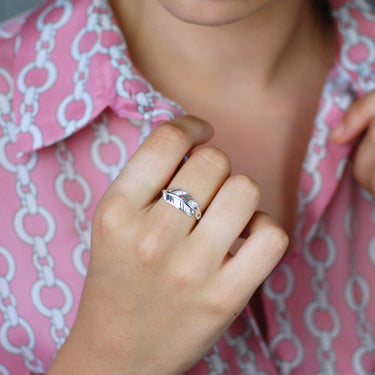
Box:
[109,0,330,92]
[109,0,337,236]
[46,0,375,373]
[156,0,276,25]
[47,116,288,375]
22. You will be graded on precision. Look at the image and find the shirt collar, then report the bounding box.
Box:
[13,0,184,154]
[9,0,375,249]
[12,0,371,155]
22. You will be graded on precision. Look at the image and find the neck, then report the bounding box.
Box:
[109,0,334,98]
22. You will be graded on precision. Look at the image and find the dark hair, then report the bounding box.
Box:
[313,0,334,29]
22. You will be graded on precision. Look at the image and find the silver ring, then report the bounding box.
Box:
[162,188,202,220]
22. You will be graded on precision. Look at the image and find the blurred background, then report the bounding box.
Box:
[0,0,41,22]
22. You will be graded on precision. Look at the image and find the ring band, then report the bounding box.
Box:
[162,188,202,220]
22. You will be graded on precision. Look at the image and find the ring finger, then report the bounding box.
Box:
[147,145,231,240]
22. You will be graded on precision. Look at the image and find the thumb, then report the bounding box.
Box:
[331,90,375,144]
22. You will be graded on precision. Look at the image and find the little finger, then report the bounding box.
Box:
[219,212,288,310]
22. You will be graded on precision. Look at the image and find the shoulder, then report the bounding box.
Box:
[0,13,29,106]
[0,9,35,79]
[0,11,30,40]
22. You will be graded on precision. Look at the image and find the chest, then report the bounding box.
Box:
[205,113,314,237]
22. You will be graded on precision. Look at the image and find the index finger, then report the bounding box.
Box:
[110,115,214,210]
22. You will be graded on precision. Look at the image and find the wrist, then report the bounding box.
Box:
[47,318,164,375]
[47,322,124,375]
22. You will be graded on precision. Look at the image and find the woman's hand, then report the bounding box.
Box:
[331,89,375,196]
[48,115,288,375]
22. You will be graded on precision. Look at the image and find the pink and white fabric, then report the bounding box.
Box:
[0,0,375,373]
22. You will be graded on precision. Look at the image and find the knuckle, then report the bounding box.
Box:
[93,193,125,233]
[173,266,197,291]
[152,122,188,145]
[203,290,234,319]
[193,146,231,174]
[229,174,261,202]
[175,115,212,133]
[137,231,165,262]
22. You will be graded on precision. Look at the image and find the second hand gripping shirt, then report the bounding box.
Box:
[1,0,375,374]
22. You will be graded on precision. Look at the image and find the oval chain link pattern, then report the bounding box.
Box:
[91,114,128,183]
[0,1,76,371]
[225,312,271,375]
[0,65,45,373]
[337,1,375,373]
[1,0,375,373]
[0,246,43,372]
[347,187,375,374]
[303,216,341,375]
[264,264,304,375]
[55,141,93,277]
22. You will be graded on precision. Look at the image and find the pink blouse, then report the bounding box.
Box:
[0,0,375,373]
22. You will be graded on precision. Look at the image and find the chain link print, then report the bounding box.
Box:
[56,0,96,135]
[13,0,74,360]
[0,246,44,373]
[294,0,375,247]
[55,141,93,277]
[345,271,375,375]
[264,265,303,375]
[0,364,10,375]
[291,7,375,368]
[346,188,375,374]
[91,113,128,183]
[224,312,271,375]
[304,217,341,375]
[56,0,179,139]
[336,0,375,92]
[295,74,337,247]
[200,345,230,375]
[0,67,16,142]
[17,0,73,150]
[337,2,375,372]
[0,64,45,372]
[0,13,28,40]
[1,0,375,372]
[105,21,181,124]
